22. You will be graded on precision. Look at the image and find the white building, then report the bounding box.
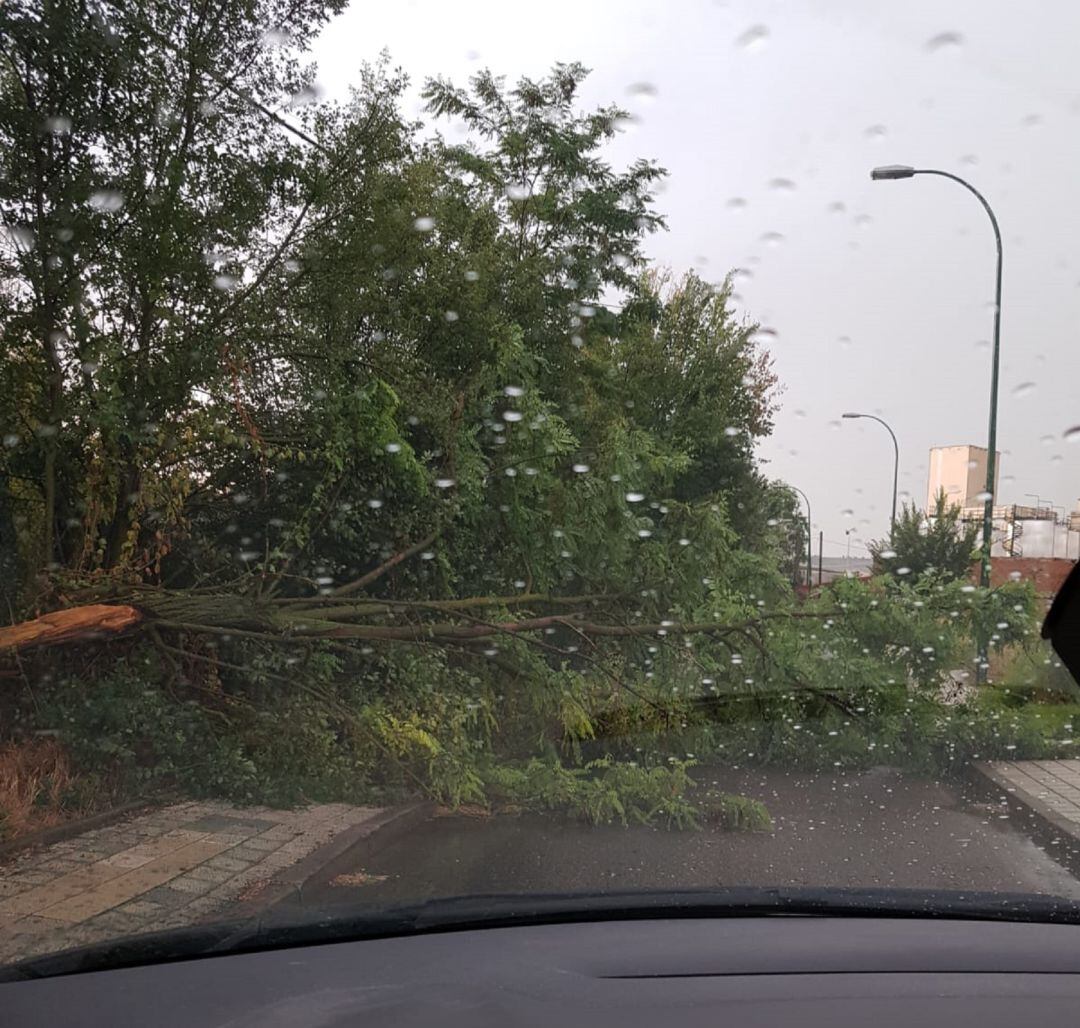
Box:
[927,444,1079,558]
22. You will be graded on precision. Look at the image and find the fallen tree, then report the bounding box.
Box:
[0,604,141,653]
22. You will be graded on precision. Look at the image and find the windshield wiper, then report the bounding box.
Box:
[5,886,1080,982]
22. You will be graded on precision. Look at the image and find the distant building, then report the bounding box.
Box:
[927,444,1079,560]
[988,503,1080,559]
[926,444,1000,511]
[816,557,873,584]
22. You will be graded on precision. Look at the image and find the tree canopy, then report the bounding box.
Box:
[869,492,980,584]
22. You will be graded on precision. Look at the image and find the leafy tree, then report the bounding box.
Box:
[869,491,980,582]
[0,0,347,577]
[422,63,666,391]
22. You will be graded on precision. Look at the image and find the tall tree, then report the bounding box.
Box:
[869,491,980,583]
[0,0,345,578]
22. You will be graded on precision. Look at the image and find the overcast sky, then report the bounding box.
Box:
[311,0,1080,556]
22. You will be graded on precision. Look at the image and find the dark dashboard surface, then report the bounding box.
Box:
[7,915,1080,1026]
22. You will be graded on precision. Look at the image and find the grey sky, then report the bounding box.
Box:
[312,0,1080,556]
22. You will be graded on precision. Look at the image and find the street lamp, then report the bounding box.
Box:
[871,164,1003,680]
[1025,492,1042,513]
[789,485,813,588]
[842,412,899,532]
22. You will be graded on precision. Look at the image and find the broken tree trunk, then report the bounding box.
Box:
[0,604,142,653]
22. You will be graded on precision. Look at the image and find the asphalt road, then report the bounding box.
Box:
[296,767,1080,911]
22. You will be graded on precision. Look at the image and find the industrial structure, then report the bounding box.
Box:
[927,445,1079,559]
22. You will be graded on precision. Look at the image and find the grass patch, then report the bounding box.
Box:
[0,738,110,843]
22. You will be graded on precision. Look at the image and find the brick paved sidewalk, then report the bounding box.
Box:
[974,759,1080,854]
[977,760,1080,825]
[0,799,385,964]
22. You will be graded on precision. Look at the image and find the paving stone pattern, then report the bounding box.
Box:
[0,800,383,964]
[982,759,1080,828]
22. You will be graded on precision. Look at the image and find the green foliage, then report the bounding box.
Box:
[485,757,701,829]
[869,492,980,583]
[3,3,1070,839]
[711,793,774,832]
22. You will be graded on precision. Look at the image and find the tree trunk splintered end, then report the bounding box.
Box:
[0,605,142,654]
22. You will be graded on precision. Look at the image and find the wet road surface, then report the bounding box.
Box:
[295,767,1080,911]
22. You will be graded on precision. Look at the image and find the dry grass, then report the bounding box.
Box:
[0,738,86,841]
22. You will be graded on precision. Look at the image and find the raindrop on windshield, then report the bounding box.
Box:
[760,231,785,247]
[502,410,522,422]
[213,273,238,291]
[724,426,740,437]
[505,183,530,200]
[43,115,72,135]
[726,197,747,210]
[435,477,455,489]
[736,25,769,52]
[896,566,912,576]
[572,463,590,473]
[262,26,293,46]
[413,216,435,232]
[864,125,886,140]
[1011,381,1036,398]
[925,31,963,53]
[384,442,401,453]
[89,190,125,213]
[769,178,796,192]
[504,385,524,397]
[287,84,322,107]
[1064,426,1080,444]
[625,492,645,503]
[975,490,993,502]
[626,82,657,99]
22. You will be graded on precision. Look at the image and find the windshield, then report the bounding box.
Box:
[3,0,1080,972]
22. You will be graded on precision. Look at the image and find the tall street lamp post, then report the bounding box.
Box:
[871,165,1003,681]
[842,412,899,533]
[790,485,813,588]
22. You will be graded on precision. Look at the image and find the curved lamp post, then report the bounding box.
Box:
[789,485,813,587]
[871,165,1002,681]
[842,412,899,532]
